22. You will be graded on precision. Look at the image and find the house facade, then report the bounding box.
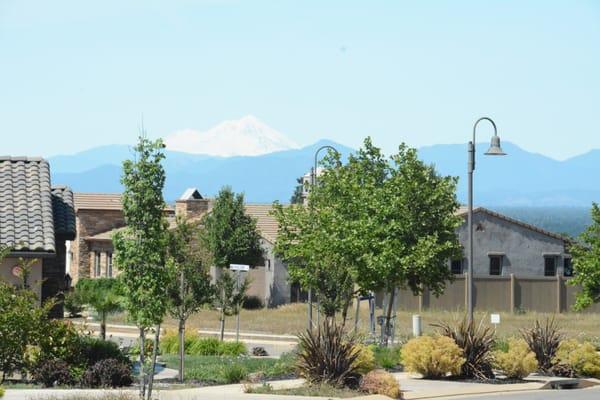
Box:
[0,157,75,317]
[69,189,291,307]
[452,207,570,278]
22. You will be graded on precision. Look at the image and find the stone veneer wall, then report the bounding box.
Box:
[71,209,124,283]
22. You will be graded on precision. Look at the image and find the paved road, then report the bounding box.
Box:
[441,387,600,400]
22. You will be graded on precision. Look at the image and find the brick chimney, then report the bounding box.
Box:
[175,188,210,219]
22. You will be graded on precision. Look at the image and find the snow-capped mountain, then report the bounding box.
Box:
[164,115,300,157]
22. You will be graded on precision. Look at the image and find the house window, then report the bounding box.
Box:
[450,259,463,274]
[563,258,573,277]
[489,256,502,276]
[107,252,113,278]
[94,252,101,277]
[544,257,557,276]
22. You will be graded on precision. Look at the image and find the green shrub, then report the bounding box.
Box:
[0,386,5,397]
[359,369,401,399]
[242,295,264,310]
[435,319,495,379]
[553,339,600,378]
[220,341,248,356]
[221,362,247,383]
[63,291,84,318]
[79,337,129,367]
[128,339,155,359]
[187,337,221,355]
[493,338,537,379]
[520,317,563,372]
[402,335,465,378]
[492,339,509,353]
[296,322,360,387]
[370,344,402,369]
[352,343,376,374]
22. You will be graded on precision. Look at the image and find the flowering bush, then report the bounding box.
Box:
[360,370,401,398]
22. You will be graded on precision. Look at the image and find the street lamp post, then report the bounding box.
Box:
[467,117,506,325]
[307,145,340,330]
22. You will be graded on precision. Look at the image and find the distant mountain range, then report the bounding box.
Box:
[48,117,600,208]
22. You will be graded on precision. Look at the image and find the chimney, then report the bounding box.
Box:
[175,188,210,219]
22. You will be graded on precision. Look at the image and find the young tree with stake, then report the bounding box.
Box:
[113,136,170,399]
[166,217,213,381]
[201,186,263,339]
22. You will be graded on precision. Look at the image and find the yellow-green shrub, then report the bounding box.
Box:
[352,344,376,374]
[0,386,4,398]
[359,370,401,399]
[402,335,465,378]
[493,338,537,379]
[554,339,600,378]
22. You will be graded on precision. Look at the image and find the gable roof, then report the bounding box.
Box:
[244,204,279,244]
[73,193,123,211]
[456,206,569,242]
[73,192,175,212]
[0,156,75,253]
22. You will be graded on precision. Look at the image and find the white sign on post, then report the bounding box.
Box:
[490,313,501,325]
[229,264,250,271]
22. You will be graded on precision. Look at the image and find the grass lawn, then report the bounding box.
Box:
[161,354,296,384]
[107,302,600,341]
[246,383,363,398]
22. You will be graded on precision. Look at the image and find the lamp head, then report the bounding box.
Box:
[485,135,506,156]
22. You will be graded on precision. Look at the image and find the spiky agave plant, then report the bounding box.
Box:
[296,321,361,388]
[520,317,563,372]
[433,318,496,379]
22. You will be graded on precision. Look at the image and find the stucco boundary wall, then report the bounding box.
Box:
[380,274,600,314]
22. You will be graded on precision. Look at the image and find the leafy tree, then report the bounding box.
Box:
[290,176,305,204]
[213,271,250,340]
[113,135,170,399]
[201,186,263,269]
[570,203,600,310]
[275,139,462,343]
[75,278,124,340]
[201,186,263,338]
[165,217,214,381]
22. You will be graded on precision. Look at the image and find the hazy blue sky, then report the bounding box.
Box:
[1,0,599,159]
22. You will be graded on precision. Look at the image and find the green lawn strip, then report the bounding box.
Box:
[161,354,296,384]
[246,383,362,398]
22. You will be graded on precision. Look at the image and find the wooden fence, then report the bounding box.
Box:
[388,274,600,313]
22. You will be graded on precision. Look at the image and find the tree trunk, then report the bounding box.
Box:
[100,312,107,340]
[146,324,161,400]
[219,310,226,341]
[178,318,185,382]
[340,290,353,328]
[139,327,146,399]
[384,288,396,347]
[354,294,361,332]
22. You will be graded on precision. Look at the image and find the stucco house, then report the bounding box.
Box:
[68,189,292,307]
[0,156,76,317]
[452,206,571,277]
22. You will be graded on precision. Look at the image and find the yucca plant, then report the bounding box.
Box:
[296,321,360,388]
[434,318,495,379]
[520,317,563,372]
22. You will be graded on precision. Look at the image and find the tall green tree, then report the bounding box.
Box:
[275,139,462,343]
[166,217,214,381]
[113,135,170,399]
[75,278,124,340]
[570,203,600,310]
[201,187,263,339]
